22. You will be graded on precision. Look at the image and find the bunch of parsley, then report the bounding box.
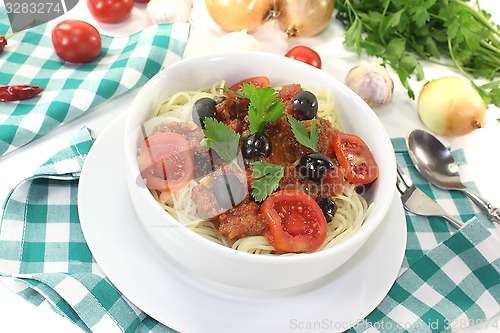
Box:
[334,0,500,107]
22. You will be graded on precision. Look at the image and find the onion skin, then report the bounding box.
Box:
[418,76,486,136]
[275,0,334,38]
[205,0,274,33]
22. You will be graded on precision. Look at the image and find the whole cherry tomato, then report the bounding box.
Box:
[285,45,322,69]
[87,0,134,23]
[51,20,102,63]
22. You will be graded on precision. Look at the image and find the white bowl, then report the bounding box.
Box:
[124,51,396,290]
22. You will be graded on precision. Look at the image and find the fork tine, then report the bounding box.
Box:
[396,164,413,188]
[396,173,407,195]
[395,163,465,229]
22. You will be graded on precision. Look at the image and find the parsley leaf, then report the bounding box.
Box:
[251,161,285,202]
[241,83,285,134]
[287,115,320,152]
[202,118,241,168]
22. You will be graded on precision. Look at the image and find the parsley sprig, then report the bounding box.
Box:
[251,161,285,202]
[287,115,320,152]
[335,0,500,107]
[241,83,285,134]
[201,118,241,169]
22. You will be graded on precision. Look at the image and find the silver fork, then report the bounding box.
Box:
[396,164,464,229]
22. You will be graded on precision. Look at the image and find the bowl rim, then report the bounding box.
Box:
[124,51,397,263]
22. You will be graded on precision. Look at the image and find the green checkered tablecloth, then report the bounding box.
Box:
[0,134,499,333]
[348,139,500,332]
[0,6,190,156]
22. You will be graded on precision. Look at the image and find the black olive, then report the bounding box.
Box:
[292,91,318,120]
[297,152,334,183]
[242,132,272,159]
[317,197,337,222]
[193,153,213,179]
[212,174,246,209]
[192,97,217,128]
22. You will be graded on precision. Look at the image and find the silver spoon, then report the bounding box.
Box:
[407,129,500,224]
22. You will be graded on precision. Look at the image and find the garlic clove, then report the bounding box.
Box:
[218,29,262,51]
[345,62,394,107]
[146,0,193,25]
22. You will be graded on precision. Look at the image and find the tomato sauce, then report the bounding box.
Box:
[188,84,347,241]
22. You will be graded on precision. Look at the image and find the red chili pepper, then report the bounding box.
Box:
[0,84,44,102]
[0,36,7,51]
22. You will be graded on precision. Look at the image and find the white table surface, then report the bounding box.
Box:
[0,0,499,332]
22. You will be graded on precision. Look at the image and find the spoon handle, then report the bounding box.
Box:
[462,187,500,224]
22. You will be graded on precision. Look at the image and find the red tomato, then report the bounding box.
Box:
[285,46,322,69]
[51,20,102,63]
[227,76,271,99]
[139,132,194,192]
[87,0,134,23]
[332,132,379,185]
[260,190,327,253]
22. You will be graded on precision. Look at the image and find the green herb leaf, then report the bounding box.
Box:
[202,118,241,168]
[251,161,285,202]
[241,83,285,134]
[287,115,320,152]
[344,18,363,54]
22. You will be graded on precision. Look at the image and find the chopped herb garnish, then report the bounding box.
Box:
[287,114,320,152]
[201,117,241,169]
[241,83,285,134]
[251,161,285,202]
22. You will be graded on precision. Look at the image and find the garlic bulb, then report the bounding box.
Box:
[345,62,394,107]
[146,0,192,24]
[218,29,262,51]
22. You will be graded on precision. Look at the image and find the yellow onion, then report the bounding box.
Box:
[418,76,486,136]
[274,0,334,37]
[205,0,274,33]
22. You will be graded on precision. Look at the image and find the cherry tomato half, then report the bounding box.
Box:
[285,45,322,69]
[52,20,102,63]
[332,132,379,185]
[87,0,134,23]
[260,190,327,253]
[139,132,194,192]
[227,76,271,99]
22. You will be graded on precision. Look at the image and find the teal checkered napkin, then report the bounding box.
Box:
[347,138,500,333]
[0,128,175,333]
[0,5,190,157]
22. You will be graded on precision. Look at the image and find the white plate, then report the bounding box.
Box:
[79,113,407,333]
